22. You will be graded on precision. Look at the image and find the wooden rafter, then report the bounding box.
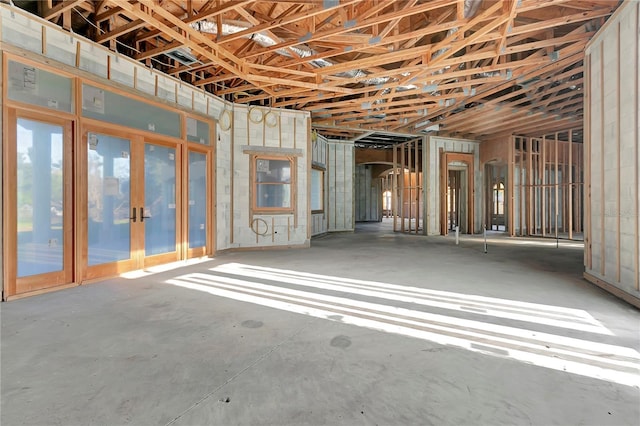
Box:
[31,0,621,143]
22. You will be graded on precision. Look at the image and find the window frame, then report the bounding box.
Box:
[251,154,296,214]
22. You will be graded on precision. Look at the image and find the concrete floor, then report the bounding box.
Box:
[2,221,639,425]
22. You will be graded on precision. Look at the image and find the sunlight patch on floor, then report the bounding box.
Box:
[164,265,640,387]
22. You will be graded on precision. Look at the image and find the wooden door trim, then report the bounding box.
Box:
[80,127,139,281]
[140,137,182,267]
[184,145,212,259]
[440,151,475,236]
[4,108,74,296]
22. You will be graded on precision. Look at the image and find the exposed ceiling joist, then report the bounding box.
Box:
[32,0,621,146]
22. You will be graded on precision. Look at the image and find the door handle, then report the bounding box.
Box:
[141,207,151,222]
[130,207,137,222]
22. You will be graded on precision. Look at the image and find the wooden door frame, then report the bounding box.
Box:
[80,125,141,281]
[183,145,214,259]
[440,151,474,235]
[140,136,183,268]
[3,108,74,298]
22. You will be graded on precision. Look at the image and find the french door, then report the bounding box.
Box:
[4,115,212,297]
[82,128,181,279]
[3,110,73,296]
[185,148,211,259]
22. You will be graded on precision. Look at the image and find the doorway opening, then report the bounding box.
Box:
[485,164,507,232]
[440,152,474,235]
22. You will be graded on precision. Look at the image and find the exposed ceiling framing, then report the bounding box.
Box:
[27,0,620,146]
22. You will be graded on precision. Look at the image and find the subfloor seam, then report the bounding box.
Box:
[164,319,314,425]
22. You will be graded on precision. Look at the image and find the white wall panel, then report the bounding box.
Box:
[584,0,640,306]
[216,106,310,250]
[327,140,355,232]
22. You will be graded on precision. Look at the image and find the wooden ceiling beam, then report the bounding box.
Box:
[493,0,520,65]
[134,40,183,61]
[214,0,362,44]
[239,0,458,63]
[503,31,593,56]
[498,116,580,136]
[314,103,433,120]
[516,0,576,13]
[268,18,462,73]
[135,0,254,43]
[509,7,615,36]
[400,43,586,131]
[451,109,551,134]
[44,0,84,21]
[115,1,276,94]
[33,0,618,141]
[97,19,147,43]
[305,75,506,114]
[395,2,511,87]
[233,4,313,70]
[436,72,584,131]
[313,123,416,138]
[243,74,354,94]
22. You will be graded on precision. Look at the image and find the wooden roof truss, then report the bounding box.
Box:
[36,0,619,143]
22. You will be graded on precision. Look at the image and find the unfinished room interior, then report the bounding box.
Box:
[1,0,639,424]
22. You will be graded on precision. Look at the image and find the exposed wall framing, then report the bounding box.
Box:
[511,133,584,240]
[392,139,423,234]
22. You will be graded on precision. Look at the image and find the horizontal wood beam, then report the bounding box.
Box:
[44,0,84,21]
[97,19,147,43]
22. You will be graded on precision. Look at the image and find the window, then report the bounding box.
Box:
[382,190,392,211]
[493,182,505,215]
[253,156,294,211]
[311,167,324,212]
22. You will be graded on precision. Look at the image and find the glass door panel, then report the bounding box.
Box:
[16,118,65,277]
[188,151,207,250]
[144,143,177,257]
[87,134,132,266]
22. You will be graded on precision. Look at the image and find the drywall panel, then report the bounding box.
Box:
[584,0,640,306]
[426,136,482,235]
[355,164,381,222]
[327,140,355,232]
[311,134,328,236]
[215,101,233,251]
[217,104,310,250]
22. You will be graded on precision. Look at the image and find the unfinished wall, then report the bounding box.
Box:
[311,134,328,236]
[327,140,355,232]
[390,139,424,234]
[512,134,583,239]
[355,164,382,222]
[425,136,481,235]
[584,0,640,307]
[216,104,310,250]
